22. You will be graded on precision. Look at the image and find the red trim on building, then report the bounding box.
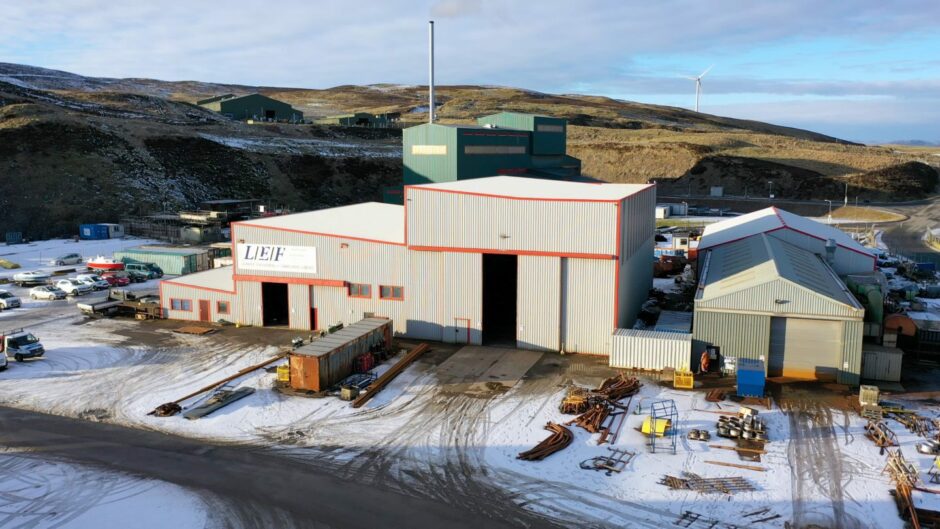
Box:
[230,222,405,246]
[161,280,235,295]
[613,201,622,328]
[404,183,655,204]
[403,186,409,246]
[347,283,372,299]
[216,300,231,314]
[408,245,617,260]
[169,298,193,312]
[232,274,346,287]
[379,285,404,301]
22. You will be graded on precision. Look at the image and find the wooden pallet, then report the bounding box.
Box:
[173,326,217,335]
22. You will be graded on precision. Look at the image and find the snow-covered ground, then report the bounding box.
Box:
[0,238,159,279]
[197,133,398,158]
[0,451,208,529]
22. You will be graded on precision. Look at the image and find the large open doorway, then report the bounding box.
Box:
[482,253,517,345]
[262,282,289,326]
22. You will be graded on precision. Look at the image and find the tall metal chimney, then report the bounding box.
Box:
[428,20,435,123]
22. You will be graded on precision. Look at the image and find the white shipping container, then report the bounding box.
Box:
[610,329,691,371]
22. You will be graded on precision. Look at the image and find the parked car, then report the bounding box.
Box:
[29,286,67,300]
[123,269,150,283]
[0,328,45,362]
[12,270,51,287]
[51,253,83,266]
[124,262,163,279]
[55,279,93,296]
[75,274,110,290]
[0,290,21,310]
[100,271,131,287]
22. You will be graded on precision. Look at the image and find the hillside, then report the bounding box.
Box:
[0,63,937,238]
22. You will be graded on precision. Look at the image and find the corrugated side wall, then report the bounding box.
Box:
[405,250,445,341]
[693,311,770,363]
[407,188,618,256]
[312,284,408,335]
[769,229,875,274]
[403,124,458,185]
[562,258,615,354]
[443,252,482,345]
[288,283,311,330]
[620,186,656,257]
[617,235,654,328]
[517,255,561,351]
[236,281,262,326]
[610,329,691,371]
[161,283,234,323]
[840,319,863,385]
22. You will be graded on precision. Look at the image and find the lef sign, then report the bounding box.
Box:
[236,244,317,274]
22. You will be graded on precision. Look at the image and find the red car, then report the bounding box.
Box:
[100,271,131,287]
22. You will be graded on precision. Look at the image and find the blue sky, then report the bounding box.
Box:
[4,0,939,142]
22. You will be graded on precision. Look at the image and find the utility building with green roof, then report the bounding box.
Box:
[401,112,582,188]
[197,93,303,122]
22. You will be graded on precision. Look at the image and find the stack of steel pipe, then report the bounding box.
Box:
[567,403,612,434]
[594,374,641,401]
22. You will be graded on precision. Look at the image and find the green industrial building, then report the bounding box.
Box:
[196,93,303,122]
[401,112,582,187]
[314,112,391,128]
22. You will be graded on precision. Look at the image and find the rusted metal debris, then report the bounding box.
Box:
[579,448,636,475]
[350,343,428,409]
[593,374,641,401]
[866,420,899,453]
[705,389,726,402]
[566,403,611,433]
[517,422,573,461]
[559,386,591,414]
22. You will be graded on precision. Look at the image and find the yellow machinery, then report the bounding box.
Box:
[673,370,694,389]
[641,416,672,437]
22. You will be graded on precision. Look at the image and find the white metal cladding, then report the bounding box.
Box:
[407,187,619,255]
[161,282,234,323]
[769,229,875,275]
[610,329,691,371]
[442,252,482,345]
[288,283,311,330]
[617,235,654,328]
[405,250,445,341]
[561,257,615,354]
[695,279,864,320]
[236,281,263,326]
[692,311,770,364]
[311,284,408,335]
[517,255,561,351]
[861,344,903,382]
[619,187,656,257]
[233,224,407,283]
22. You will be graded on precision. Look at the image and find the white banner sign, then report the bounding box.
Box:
[236,243,317,274]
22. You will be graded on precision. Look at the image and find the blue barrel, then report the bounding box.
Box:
[737,358,766,398]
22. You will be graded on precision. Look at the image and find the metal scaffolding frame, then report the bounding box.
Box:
[649,399,679,454]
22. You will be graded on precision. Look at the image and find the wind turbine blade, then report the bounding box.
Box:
[699,64,714,78]
[680,75,698,80]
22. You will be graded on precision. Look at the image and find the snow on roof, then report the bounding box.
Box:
[697,233,861,308]
[164,266,234,292]
[907,311,940,332]
[409,176,652,201]
[236,202,405,244]
[698,207,874,257]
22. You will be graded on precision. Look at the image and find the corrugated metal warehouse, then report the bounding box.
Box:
[196,93,303,122]
[697,207,876,275]
[161,176,655,356]
[693,233,865,384]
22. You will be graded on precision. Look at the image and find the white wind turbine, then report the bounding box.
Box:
[683,65,713,112]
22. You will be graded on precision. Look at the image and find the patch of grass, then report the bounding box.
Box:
[829,206,907,223]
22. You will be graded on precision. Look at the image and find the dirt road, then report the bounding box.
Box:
[0,406,555,529]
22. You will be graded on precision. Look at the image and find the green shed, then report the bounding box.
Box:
[477,112,567,155]
[197,93,303,122]
[403,123,531,185]
[315,112,389,128]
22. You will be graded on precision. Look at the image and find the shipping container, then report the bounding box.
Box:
[609,329,691,371]
[861,344,903,382]
[4,232,23,245]
[115,247,209,275]
[79,224,110,240]
[288,318,392,391]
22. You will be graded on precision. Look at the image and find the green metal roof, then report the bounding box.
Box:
[697,233,861,309]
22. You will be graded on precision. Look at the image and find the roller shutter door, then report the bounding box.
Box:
[769,317,842,379]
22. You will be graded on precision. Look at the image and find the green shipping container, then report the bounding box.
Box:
[113,248,209,276]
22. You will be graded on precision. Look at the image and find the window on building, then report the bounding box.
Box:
[348,283,371,298]
[379,285,404,300]
[217,301,230,314]
[171,299,192,311]
[411,144,447,155]
[536,124,564,133]
[463,145,526,155]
